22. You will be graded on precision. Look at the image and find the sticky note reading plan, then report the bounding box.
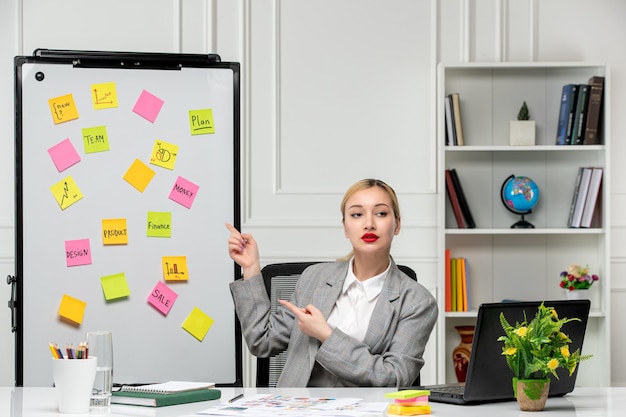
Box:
[48,138,81,172]
[168,176,199,209]
[65,238,92,267]
[182,307,214,342]
[58,294,87,325]
[188,108,215,135]
[133,90,164,123]
[48,93,79,124]
[148,281,178,315]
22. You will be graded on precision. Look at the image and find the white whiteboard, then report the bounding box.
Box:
[15,51,241,386]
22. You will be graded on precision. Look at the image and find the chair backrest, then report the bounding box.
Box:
[256,261,420,387]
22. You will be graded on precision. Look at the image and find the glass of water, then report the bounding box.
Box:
[86,330,113,407]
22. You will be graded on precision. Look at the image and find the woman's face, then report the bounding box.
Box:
[342,186,400,255]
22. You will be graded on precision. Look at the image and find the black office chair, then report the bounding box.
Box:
[256,261,420,387]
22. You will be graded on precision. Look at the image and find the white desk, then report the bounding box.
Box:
[2,386,625,416]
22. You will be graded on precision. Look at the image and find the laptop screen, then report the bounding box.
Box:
[463,300,590,402]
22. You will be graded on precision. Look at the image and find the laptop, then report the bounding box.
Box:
[419,300,591,405]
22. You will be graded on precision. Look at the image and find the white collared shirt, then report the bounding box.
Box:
[326,258,390,342]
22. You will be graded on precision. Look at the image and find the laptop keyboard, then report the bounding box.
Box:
[431,385,465,395]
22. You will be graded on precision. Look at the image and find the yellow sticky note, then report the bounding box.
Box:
[385,390,431,399]
[58,294,87,325]
[123,159,156,192]
[182,307,214,342]
[387,404,431,415]
[102,218,128,245]
[82,125,110,153]
[162,256,187,281]
[149,140,178,170]
[100,272,130,301]
[188,109,215,135]
[48,93,79,124]
[91,82,119,109]
[50,176,84,210]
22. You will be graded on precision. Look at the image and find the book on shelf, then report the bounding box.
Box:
[447,255,469,312]
[450,256,457,312]
[571,84,590,145]
[111,388,221,407]
[568,167,593,228]
[451,93,465,146]
[445,169,466,228]
[449,168,476,228]
[583,76,605,145]
[556,84,579,145]
[445,249,452,312]
[580,167,603,228]
[444,95,457,146]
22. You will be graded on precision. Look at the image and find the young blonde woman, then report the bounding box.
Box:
[226,179,437,387]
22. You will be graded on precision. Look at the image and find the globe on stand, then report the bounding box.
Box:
[500,175,539,228]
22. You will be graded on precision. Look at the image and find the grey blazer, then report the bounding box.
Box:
[229,260,438,387]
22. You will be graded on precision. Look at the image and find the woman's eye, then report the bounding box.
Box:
[376,211,388,217]
[350,212,362,218]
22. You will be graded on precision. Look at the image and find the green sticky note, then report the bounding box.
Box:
[384,389,430,399]
[100,272,131,301]
[147,211,172,237]
[82,125,110,153]
[188,109,215,135]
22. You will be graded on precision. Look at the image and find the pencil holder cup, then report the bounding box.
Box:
[52,356,97,413]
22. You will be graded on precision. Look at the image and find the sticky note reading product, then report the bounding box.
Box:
[149,140,178,170]
[65,239,92,267]
[50,176,84,210]
[123,159,155,192]
[168,176,199,209]
[147,212,172,237]
[162,256,188,281]
[82,126,110,153]
[148,281,178,315]
[188,109,215,135]
[48,138,81,172]
[48,93,79,124]
[58,294,87,325]
[102,218,128,245]
[133,90,164,123]
[182,307,214,342]
[91,82,119,109]
[100,273,131,301]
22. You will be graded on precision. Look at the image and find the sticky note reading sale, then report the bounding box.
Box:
[48,93,79,124]
[91,82,119,110]
[182,307,214,342]
[58,294,87,325]
[102,218,128,245]
[123,159,155,193]
[100,272,130,301]
[133,90,164,123]
[148,281,178,315]
[48,138,81,172]
[65,238,92,267]
[188,108,215,135]
[162,256,188,281]
[168,176,199,209]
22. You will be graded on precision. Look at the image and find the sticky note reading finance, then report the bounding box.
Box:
[123,159,155,193]
[50,176,83,210]
[147,212,172,238]
[149,140,178,170]
[65,238,92,267]
[148,281,178,315]
[162,256,188,281]
[168,176,199,209]
[48,93,79,124]
[102,218,128,245]
[182,307,214,342]
[48,138,81,172]
[100,272,130,301]
[58,294,87,325]
[91,82,119,110]
[188,108,215,135]
[133,90,164,123]
[82,125,110,153]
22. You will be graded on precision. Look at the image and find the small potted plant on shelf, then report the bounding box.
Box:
[498,303,592,411]
[510,101,536,146]
[560,264,599,300]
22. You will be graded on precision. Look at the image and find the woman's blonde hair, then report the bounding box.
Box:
[337,179,401,261]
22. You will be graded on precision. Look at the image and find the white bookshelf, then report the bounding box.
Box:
[437,62,610,387]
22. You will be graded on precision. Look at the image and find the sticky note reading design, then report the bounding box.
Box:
[182,307,214,342]
[100,272,131,301]
[147,212,172,238]
[123,159,155,192]
[82,126,110,153]
[102,218,128,245]
[162,256,188,281]
[48,138,81,172]
[91,82,119,110]
[149,140,178,170]
[58,294,87,325]
[148,281,178,315]
[133,90,164,123]
[188,109,215,135]
[65,238,92,267]
[168,176,199,209]
[50,176,84,210]
[48,93,79,124]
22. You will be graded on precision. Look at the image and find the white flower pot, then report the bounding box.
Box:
[509,120,536,146]
[565,289,590,300]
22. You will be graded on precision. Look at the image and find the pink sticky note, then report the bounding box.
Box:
[132,90,164,123]
[168,176,200,209]
[148,281,178,315]
[48,138,81,172]
[65,239,92,267]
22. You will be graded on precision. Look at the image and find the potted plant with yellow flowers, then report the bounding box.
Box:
[498,303,592,411]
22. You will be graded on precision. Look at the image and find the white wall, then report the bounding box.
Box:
[1,0,625,387]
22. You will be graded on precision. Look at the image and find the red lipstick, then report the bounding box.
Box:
[361,233,379,243]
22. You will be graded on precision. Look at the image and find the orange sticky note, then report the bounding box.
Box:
[58,294,87,325]
[100,273,131,301]
[102,218,128,245]
[91,82,118,109]
[162,256,187,281]
[48,93,79,124]
[182,307,214,342]
[123,159,156,192]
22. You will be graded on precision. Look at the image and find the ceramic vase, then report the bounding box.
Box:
[513,377,550,411]
[566,289,590,300]
[452,325,475,383]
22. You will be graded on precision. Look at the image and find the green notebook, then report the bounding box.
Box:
[111,388,221,407]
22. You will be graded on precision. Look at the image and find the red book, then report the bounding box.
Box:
[445,169,465,228]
